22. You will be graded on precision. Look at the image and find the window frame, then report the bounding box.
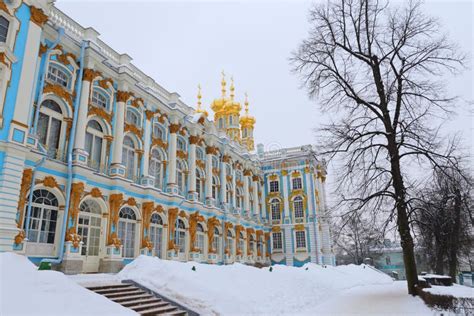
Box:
[295,230,307,250]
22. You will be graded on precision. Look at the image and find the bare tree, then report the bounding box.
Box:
[291,0,466,295]
[413,165,473,280]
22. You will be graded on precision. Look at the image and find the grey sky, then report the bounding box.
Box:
[55,0,472,154]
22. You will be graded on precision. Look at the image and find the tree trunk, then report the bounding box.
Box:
[448,188,462,281]
[387,136,419,295]
[434,237,445,275]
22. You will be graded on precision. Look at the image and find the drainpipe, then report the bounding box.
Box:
[31,28,64,135]
[40,40,88,266]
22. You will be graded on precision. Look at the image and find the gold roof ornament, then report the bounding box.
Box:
[223,77,242,115]
[211,70,228,113]
[240,92,256,128]
[195,84,208,117]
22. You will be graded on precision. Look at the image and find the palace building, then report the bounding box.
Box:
[0,0,334,274]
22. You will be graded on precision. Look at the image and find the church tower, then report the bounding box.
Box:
[223,77,242,142]
[240,94,256,151]
[210,71,229,131]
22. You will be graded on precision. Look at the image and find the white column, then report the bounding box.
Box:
[187,135,198,200]
[109,91,127,177]
[252,176,260,219]
[243,171,250,215]
[205,148,213,204]
[281,172,290,221]
[166,122,178,193]
[140,112,153,186]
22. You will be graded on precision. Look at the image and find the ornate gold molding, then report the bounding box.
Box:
[189,135,200,145]
[116,90,134,103]
[196,159,205,169]
[30,7,48,27]
[189,211,205,252]
[222,155,231,163]
[108,193,123,246]
[151,137,167,150]
[88,104,113,124]
[207,216,220,254]
[169,123,180,134]
[44,82,74,108]
[83,68,101,82]
[99,78,114,89]
[167,208,179,251]
[206,146,218,155]
[124,122,143,139]
[17,169,33,229]
[131,97,143,109]
[177,150,188,160]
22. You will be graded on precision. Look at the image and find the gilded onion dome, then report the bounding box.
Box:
[210,71,228,113]
[240,93,256,128]
[195,84,208,117]
[223,77,242,115]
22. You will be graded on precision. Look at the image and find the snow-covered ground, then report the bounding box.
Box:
[113,255,434,315]
[0,253,136,316]
[424,284,473,298]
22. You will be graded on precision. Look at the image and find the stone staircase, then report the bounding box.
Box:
[86,282,193,315]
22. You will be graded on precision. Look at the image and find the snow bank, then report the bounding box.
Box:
[0,253,135,316]
[424,284,474,298]
[118,256,393,315]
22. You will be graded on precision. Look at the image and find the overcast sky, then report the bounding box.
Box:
[55,0,472,153]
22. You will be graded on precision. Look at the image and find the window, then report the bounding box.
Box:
[212,157,219,169]
[218,117,224,129]
[23,189,59,244]
[91,90,108,109]
[153,124,165,140]
[195,223,205,252]
[212,227,221,254]
[0,16,9,43]
[229,115,233,125]
[270,199,281,221]
[37,100,63,160]
[78,200,102,256]
[196,169,204,201]
[226,230,233,256]
[386,256,391,265]
[118,207,137,258]
[236,188,243,209]
[249,235,255,255]
[122,136,136,180]
[272,232,282,250]
[242,128,248,138]
[293,196,304,219]
[47,64,69,88]
[174,219,186,253]
[126,109,140,126]
[269,180,279,193]
[176,160,187,195]
[292,177,302,190]
[196,148,204,161]
[149,213,163,258]
[212,176,218,200]
[149,149,163,189]
[177,137,186,151]
[258,238,264,256]
[226,183,233,205]
[238,232,245,254]
[295,231,306,249]
[85,120,104,171]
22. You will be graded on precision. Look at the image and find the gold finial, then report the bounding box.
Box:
[230,76,235,100]
[221,70,226,97]
[244,92,249,114]
[197,84,202,110]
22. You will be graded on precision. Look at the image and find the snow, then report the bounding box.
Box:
[424,284,474,298]
[117,255,433,315]
[0,253,136,316]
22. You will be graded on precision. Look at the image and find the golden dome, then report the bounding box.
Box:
[240,93,255,127]
[210,71,228,113]
[195,84,208,117]
[223,77,242,115]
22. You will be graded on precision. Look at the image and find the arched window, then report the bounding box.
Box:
[226,230,234,256]
[229,115,233,125]
[212,176,219,200]
[23,189,59,244]
[238,231,245,254]
[242,128,248,138]
[226,183,233,205]
[153,123,165,140]
[0,16,9,43]
[126,109,140,126]
[249,234,255,255]
[85,120,104,171]
[78,199,102,256]
[236,188,243,209]
[269,179,279,193]
[177,137,186,151]
[258,237,264,257]
[196,169,204,202]
[218,117,224,129]
[212,227,221,254]
[47,63,70,88]
[195,223,205,253]
[196,148,204,161]
[176,160,187,195]
[225,164,231,176]
[271,199,281,221]
[293,196,304,219]
[37,100,64,160]
[212,157,219,169]
[149,149,163,189]
[174,219,186,254]
[122,136,136,180]
[118,207,137,258]
[249,192,254,212]
[91,89,109,109]
[149,213,163,258]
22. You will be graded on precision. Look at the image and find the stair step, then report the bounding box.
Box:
[104,289,145,298]
[87,284,133,291]
[163,311,188,316]
[113,293,155,303]
[95,287,141,295]
[139,305,178,315]
[131,301,174,312]
[121,297,163,308]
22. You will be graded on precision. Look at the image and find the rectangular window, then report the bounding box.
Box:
[294,199,304,219]
[269,180,279,193]
[292,177,302,190]
[295,231,306,249]
[47,65,69,87]
[0,16,9,43]
[92,90,108,108]
[272,232,282,250]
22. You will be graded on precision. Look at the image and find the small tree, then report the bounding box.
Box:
[291,0,465,294]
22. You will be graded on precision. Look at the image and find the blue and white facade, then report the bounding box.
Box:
[0,0,334,273]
